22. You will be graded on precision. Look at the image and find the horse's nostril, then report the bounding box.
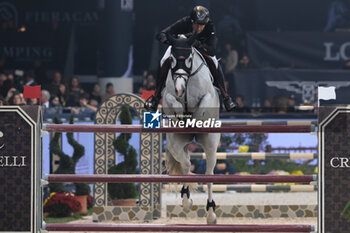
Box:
[176,88,183,97]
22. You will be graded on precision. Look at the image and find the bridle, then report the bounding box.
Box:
[170,46,207,115]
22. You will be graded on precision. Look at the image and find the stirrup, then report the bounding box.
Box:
[144,95,160,111]
[223,96,236,112]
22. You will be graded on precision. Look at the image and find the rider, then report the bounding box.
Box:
[144,6,236,112]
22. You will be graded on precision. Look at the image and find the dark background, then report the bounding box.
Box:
[0,0,333,74]
[1,0,349,107]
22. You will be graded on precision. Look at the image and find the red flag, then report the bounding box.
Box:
[141,90,155,100]
[23,85,41,105]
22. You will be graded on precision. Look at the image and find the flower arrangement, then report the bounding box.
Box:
[43,193,81,217]
[87,195,93,209]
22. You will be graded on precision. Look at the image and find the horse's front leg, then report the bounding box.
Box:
[166,134,194,211]
[164,93,184,116]
[195,92,219,119]
[181,184,193,211]
[180,152,193,211]
[197,133,220,224]
[205,153,217,224]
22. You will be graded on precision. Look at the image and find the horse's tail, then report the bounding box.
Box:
[165,149,197,192]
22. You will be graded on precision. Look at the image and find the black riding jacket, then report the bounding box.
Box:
[157,16,217,56]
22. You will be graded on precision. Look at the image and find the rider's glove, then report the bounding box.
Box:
[193,39,202,48]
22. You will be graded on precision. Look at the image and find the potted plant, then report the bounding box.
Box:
[74,183,90,213]
[108,106,138,206]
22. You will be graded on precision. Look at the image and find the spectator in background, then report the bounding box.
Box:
[263,97,273,113]
[26,98,39,106]
[24,71,38,87]
[71,93,97,115]
[50,95,61,108]
[222,43,238,76]
[5,88,17,103]
[89,99,99,109]
[102,82,115,101]
[144,73,156,91]
[90,83,102,104]
[79,93,97,112]
[287,95,296,112]
[273,95,288,114]
[214,159,235,174]
[47,71,63,97]
[57,83,68,107]
[8,91,24,105]
[0,96,5,106]
[67,76,84,106]
[41,90,51,110]
[138,72,156,95]
[235,94,249,112]
[222,43,238,96]
[238,54,252,70]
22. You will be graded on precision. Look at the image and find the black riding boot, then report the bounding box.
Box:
[144,59,171,111]
[213,64,236,111]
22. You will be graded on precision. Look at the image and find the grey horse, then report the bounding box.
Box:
[162,34,221,224]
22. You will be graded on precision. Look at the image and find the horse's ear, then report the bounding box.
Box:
[167,33,177,45]
[187,32,197,46]
[191,47,195,55]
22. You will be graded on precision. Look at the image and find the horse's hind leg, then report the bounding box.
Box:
[205,149,217,224]
[166,133,194,210]
[197,133,220,224]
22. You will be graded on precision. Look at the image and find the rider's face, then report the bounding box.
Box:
[192,23,205,34]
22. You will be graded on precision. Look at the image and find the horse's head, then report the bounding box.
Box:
[167,33,196,97]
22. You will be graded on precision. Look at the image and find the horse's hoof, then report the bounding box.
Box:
[206,210,217,224]
[182,196,193,211]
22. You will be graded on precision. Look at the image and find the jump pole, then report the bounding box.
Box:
[45,223,315,232]
[184,152,317,160]
[43,124,314,133]
[46,174,317,183]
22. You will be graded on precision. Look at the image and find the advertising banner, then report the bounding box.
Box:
[0,106,41,232]
[247,32,350,69]
[319,106,350,233]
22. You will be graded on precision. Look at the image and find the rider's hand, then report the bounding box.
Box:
[193,39,202,48]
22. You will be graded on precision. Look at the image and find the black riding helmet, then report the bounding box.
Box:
[190,6,210,25]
